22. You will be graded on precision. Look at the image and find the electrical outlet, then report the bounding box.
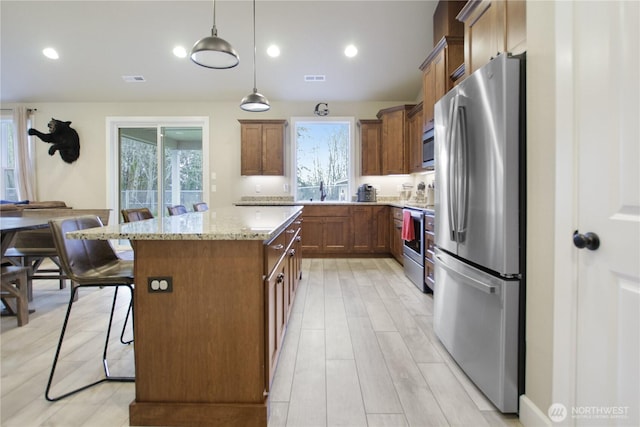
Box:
[283,183,289,192]
[255,184,261,193]
[148,276,173,293]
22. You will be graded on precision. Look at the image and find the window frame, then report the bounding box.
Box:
[290,116,356,202]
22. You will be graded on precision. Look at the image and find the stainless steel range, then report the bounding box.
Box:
[402,207,428,292]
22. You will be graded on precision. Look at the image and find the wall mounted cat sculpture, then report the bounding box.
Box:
[28,118,80,164]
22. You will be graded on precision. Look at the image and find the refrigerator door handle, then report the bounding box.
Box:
[435,252,499,295]
[447,95,460,242]
[456,105,469,243]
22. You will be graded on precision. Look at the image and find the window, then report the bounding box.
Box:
[292,117,354,202]
[107,117,209,223]
[0,113,17,201]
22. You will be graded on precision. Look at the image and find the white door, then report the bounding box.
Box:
[571,1,639,425]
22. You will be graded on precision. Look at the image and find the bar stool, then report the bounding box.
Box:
[45,215,135,402]
[193,202,208,212]
[121,207,153,223]
[167,205,187,216]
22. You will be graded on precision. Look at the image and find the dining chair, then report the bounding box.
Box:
[121,207,154,223]
[193,202,208,212]
[167,205,188,216]
[45,215,135,402]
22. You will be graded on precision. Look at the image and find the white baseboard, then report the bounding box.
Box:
[520,395,552,427]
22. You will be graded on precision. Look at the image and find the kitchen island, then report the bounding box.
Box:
[68,206,303,427]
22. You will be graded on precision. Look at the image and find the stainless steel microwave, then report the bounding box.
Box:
[422,127,434,169]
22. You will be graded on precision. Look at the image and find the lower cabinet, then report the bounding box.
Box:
[301,206,350,255]
[264,212,303,391]
[390,207,404,264]
[424,211,435,290]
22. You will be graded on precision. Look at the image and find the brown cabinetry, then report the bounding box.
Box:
[420,36,464,132]
[239,120,287,176]
[264,213,302,389]
[457,0,526,77]
[301,205,350,255]
[351,205,390,253]
[359,119,382,176]
[408,102,425,173]
[377,105,415,175]
[424,211,436,290]
[390,207,404,265]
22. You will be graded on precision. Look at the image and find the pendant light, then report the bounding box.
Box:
[240,0,270,112]
[190,0,239,69]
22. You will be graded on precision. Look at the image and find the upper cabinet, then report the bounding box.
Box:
[419,36,465,132]
[407,103,424,174]
[239,120,287,176]
[359,119,383,176]
[377,105,416,175]
[457,0,527,76]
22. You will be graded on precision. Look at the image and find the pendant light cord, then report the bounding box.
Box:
[212,0,217,35]
[252,0,257,91]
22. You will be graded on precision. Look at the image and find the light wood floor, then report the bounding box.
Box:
[1,258,522,427]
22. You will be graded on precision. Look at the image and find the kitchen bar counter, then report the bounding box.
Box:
[68,205,304,427]
[68,205,302,241]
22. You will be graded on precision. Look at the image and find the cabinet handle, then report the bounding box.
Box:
[272,244,285,251]
[289,249,296,257]
[296,236,302,242]
[286,229,296,234]
[295,220,302,225]
[277,273,285,283]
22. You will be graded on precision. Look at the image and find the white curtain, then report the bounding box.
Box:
[12,107,36,200]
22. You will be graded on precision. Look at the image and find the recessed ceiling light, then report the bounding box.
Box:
[173,46,187,58]
[42,47,59,60]
[344,44,358,58]
[267,45,280,58]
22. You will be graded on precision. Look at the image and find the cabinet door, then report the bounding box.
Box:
[372,206,390,252]
[381,109,407,174]
[241,123,263,175]
[351,206,373,252]
[262,123,284,175]
[360,120,382,176]
[423,62,436,132]
[324,217,350,252]
[433,48,447,105]
[408,105,424,173]
[301,216,323,254]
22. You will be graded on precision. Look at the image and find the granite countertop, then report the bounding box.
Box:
[67,206,303,241]
[233,199,434,213]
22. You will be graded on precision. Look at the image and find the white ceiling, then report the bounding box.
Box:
[0,0,439,104]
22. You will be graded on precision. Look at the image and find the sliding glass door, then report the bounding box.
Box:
[108,117,209,224]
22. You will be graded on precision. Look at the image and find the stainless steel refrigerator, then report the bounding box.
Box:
[433,53,525,413]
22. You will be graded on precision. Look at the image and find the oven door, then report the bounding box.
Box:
[403,209,427,292]
[402,209,424,264]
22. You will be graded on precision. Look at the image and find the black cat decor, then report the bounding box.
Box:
[28,118,80,164]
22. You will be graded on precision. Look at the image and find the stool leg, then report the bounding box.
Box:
[102,285,135,380]
[120,298,134,345]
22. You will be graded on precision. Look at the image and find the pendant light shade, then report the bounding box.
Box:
[240,0,270,112]
[240,89,270,112]
[190,0,239,69]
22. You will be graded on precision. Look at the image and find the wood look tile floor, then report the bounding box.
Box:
[1,258,522,427]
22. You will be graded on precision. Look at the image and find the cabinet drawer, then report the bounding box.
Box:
[424,214,435,232]
[425,231,435,259]
[425,258,435,287]
[392,207,404,220]
[265,232,287,275]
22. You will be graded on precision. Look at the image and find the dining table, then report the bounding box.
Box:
[1,216,50,257]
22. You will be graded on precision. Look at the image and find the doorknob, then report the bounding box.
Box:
[573,230,600,250]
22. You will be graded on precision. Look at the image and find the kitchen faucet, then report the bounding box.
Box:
[319,181,327,201]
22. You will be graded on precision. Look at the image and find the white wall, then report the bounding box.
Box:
[5,100,426,209]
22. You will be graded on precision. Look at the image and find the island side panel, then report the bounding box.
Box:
[131,239,266,405]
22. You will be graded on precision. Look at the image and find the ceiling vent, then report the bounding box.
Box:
[122,75,146,83]
[304,75,326,82]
